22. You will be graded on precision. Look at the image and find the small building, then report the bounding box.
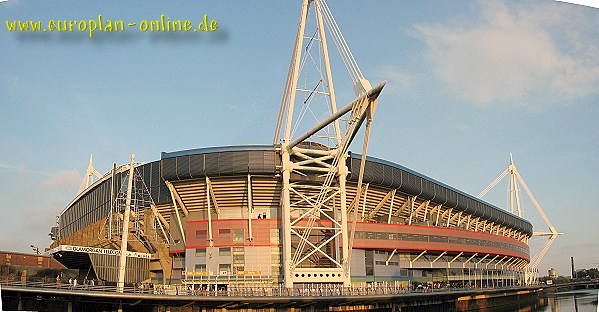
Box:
[548,268,558,278]
[0,250,70,283]
[0,251,64,269]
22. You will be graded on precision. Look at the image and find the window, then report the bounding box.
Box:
[271,247,281,265]
[365,250,374,276]
[233,247,244,265]
[375,260,398,266]
[194,264,206,272]
[233,229,244,245]
[196,230,207,239]
[233,254,244,263]
[219,248,231,257]
[195,249,206,257]
[219,264,231,274]
[271,265,280,276]
[270,229,280,244]
[219,229,231,238]
[233,247,244,253]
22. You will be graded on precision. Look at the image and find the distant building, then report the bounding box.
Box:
[0,251,64,269]
[548,267,558,278]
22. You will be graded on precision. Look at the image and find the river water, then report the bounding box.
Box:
[534,289,599,312]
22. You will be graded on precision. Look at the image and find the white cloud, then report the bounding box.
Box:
[23,204,58,243]
[41,170,81,189]
[413,1,599,109]
[0,203,61,253]
[375,65,413,95]
[0,162,40,176]
[455,124,471,131]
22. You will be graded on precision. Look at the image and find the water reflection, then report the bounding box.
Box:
[469,289,598,312]
[536,289,598,312]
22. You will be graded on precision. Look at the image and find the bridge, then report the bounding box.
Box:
[544,279,599,292]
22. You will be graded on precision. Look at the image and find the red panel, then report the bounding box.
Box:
[186,219,278,248]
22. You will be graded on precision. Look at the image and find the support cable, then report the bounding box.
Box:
[318,0,364,83]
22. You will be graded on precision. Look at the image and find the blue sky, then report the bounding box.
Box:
[1,0,597,277]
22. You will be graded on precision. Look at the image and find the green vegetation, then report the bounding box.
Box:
[574,268,599,279]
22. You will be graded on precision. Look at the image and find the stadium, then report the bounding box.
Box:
[48,144,532,290]
[47,0,534,292]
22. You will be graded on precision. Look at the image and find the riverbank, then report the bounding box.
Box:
[1,282,547,311]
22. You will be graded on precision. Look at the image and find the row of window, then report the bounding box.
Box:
[192,246,281,275]
[375,261,399,266]
[195,247,281,260]
[194,263,232,273]
[354,231,528,255]
[194,229,280,245]
[193,264,282,276]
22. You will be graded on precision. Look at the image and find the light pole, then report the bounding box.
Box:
[30,245,40,255]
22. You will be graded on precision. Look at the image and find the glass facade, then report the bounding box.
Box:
[355,231,528,255]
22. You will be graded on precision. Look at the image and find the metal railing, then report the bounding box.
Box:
[0,280,139,294]
[0,279,531,298]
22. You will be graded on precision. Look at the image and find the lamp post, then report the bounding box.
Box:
[30,245,40,255]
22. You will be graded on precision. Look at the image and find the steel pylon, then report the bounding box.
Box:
[478,154,561,285]
[274,0,385,288]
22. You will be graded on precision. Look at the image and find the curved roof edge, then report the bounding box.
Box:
[353,153,530,224]
[162,144,276,159]
[349,153,532,234]
[156,144,531,235]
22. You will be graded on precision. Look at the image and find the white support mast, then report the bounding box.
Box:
[117,154,135,293]
[78,154,103,194]
[275,0,386,289]
[478,154,561,285]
